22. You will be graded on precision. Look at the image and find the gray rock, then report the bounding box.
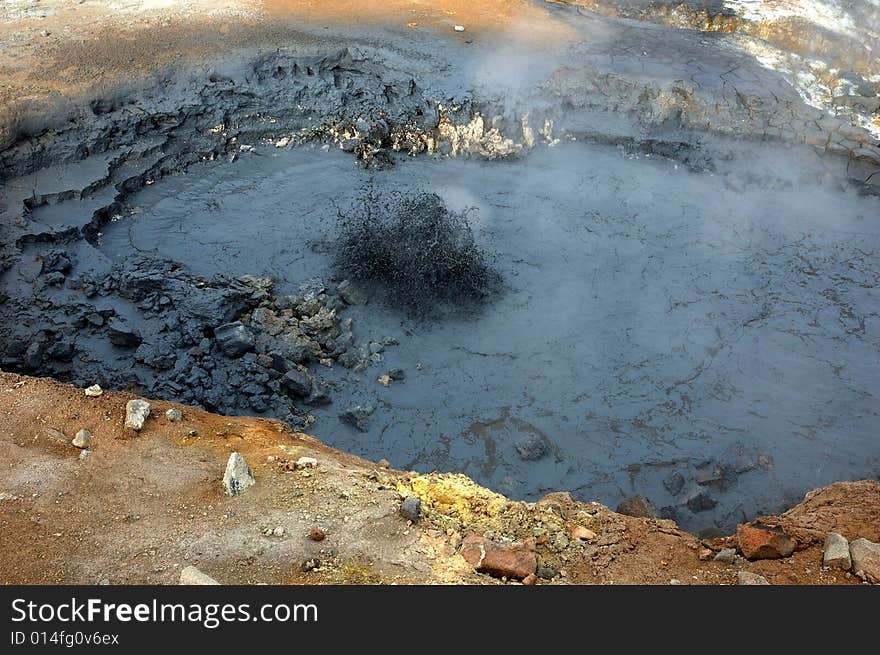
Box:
[338,279,366,305]
[388,368,406,381]
[536,566,560,580]
[165,408,183,422]
[616,495,656,518]
[124,399,151,431]
[714,548,737,564]
[84,384,103,397]
[823,532,851,570]
[179,566,220,585]
[663,470,685,496]
[400,496,421,522]
[849,538,880,583]
[222,451,255,496]
[214,321,255,357]
[281,368,312,397]
[685,489,718,513]
[515,434,548,461]
[107,318,142,348]
[339,403,375,432]
[737,571,769,585]
[72,429,91,449]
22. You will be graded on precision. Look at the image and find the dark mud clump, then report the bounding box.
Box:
[334,188,502,316]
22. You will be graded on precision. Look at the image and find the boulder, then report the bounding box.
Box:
[222,451,255,496]
[849,538,880,583]
[616,495,655,518]
[822,533,851,570]
[107,318,142,348]
[459,536,537,580]
[515,434,548,461]
[281,368,312,397]
[124,399,151,431]
[214,321,255,357]
[737,523,796,560]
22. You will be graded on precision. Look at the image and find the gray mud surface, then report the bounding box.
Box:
[2,6,879,534]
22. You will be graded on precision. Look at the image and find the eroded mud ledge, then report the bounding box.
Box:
[2,5,880,543]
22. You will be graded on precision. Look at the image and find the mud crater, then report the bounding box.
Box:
[1,42,879,535]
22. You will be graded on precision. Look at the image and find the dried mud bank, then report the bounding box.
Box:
[0,371,878,585]
[2,7,880,538]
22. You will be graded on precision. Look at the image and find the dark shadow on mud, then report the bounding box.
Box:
[333,186,503,318]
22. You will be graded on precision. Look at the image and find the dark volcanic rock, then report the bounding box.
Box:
[686,489,718,513]
[515,433,549,461]
[107,318,142,348]
[616,495,656,518]
[339,403,375,432]
[281,368,312,397]
[214,321,255,357]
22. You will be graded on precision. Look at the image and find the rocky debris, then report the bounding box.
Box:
[685,489,718,513]
[222,452,255,496]
[822,533,851,570]
[400,496,421,522]
[569,525,596,541]
[699,548,714,561]
[165,408,183,422]
[377,374,392,387]
[179,566,220,585]
[737,523,796,560]
[84,384,103,397]
[515,433,549,461]
[107,318,142,348]
[124,399,151,431]
[72,429,91,449]
[714,548,737,564]
[737,571,769,585]
[295,457,318,469]
[309,528,326,541]
[214,321,255,357]
[459,536,537,580]
[522,573,537,585]
[616,495,655,518]
[849,538,880,583]
[339,403,375,432]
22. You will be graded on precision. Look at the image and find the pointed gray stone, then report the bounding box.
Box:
[222,452,255,496]
[124,399,151,431]
[823,532,851,570]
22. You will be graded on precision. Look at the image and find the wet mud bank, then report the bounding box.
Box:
[2,17,880,535]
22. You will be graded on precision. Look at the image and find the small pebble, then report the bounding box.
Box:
[309,528,326,541]
[400,496,421,522]
[84,384,103,397]
[165,408,183,422]
[454,25,465,32]
[72,429,91,449]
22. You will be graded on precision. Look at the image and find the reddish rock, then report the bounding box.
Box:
[308,528,326,542]
[459,536,537,580]
[522,573,537,586]
[737,523,796,560]
[569,525,596,541]
[698,548,714,561]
